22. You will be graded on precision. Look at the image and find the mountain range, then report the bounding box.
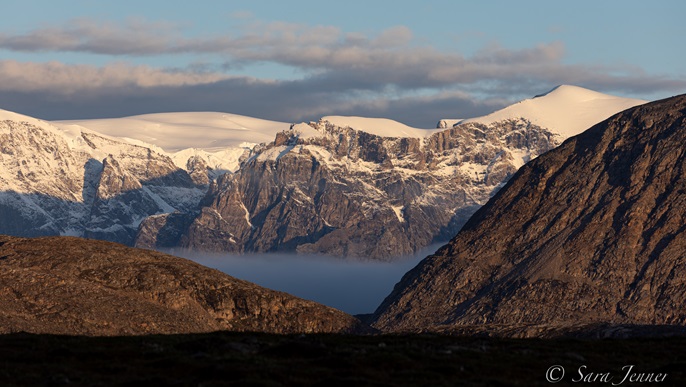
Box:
[2,87,685,339]
[0,85,645,259]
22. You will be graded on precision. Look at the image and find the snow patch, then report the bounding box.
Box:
[508,148,532,169]
[291,123,323,139]
[240,202,254,228]
[171,146,250,174]
[139,186,177,214]
[255,145,293,162]
[391,205,405,223]
[321,116,443,138]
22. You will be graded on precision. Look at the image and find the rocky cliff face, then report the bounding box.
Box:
[164,118,559,259]
[0,118,204,245]
[0,235,363,335]
[371,95,686,335]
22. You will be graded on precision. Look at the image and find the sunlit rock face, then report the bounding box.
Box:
[173,118,559,260]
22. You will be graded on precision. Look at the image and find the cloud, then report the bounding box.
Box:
[0,19,684,125]
[0,18,348,57]
[0,57,684,128]
[0,18,186,55]
[2,18,682,96]
[0,60,228,93]
[0,60,509,126]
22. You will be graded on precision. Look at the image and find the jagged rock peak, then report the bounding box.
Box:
[186,155,211,186]
[96,155,142,200]
[172,116,560,259]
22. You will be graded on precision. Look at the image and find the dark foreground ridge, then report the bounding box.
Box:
[373,94,686,335]
[0,235,363,335]
[0,332,684,386]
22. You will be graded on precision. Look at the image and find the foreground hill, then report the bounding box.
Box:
[372,94,686,335]
[0,235,362,335]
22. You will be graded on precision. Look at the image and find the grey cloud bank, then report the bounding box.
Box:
[0,66,505,126]
[0,19,683,125]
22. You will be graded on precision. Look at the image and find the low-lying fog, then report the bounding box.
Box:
[169,243,444,315]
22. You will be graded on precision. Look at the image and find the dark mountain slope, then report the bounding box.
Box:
[0,235,363,335]
[371,94,686,335]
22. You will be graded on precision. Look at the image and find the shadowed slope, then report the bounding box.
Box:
[372,94,686,336]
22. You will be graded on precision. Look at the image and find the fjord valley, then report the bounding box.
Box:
[1,88,685,386]
[2,1,685,384]
[5,86,686,332]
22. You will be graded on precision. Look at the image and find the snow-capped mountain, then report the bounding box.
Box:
[137,86,647,259]
[0,85,647,259]
[458,85,646,138]
[56,85,644,180]
[0,109,204,244]
[160,118,556,259]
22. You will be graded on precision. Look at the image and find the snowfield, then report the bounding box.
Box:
[6,85,647,178]
[459,85,646,139]
[57,112,292,152]
[320,116,444,138]
[56,112,292,172]
[9,84,647,174]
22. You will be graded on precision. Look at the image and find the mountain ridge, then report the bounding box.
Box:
[0,116,204,244]
[371,93,686,334]
[52,85,645,171]
[0,86,650,259]
[146,86,645,258]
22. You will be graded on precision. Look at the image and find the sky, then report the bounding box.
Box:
[0,0,684,127]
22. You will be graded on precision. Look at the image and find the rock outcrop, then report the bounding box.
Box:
[170,118,559,259]
[0,235,363,335]
[371,94,686,335]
